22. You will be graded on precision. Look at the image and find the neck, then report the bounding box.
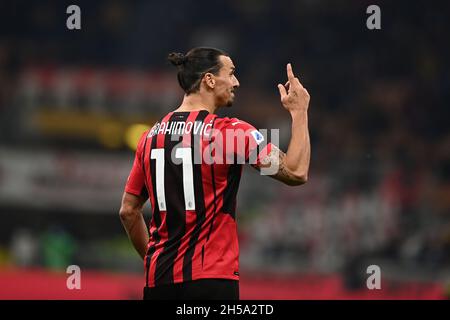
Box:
[175,92,218,114]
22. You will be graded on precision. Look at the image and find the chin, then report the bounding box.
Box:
[217,95,234,108]
[218,100,234,108]
[226,97,235,107]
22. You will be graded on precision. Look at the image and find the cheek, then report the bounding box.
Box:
[214,79,231,98]
[217,82,229,94]
[224,80,233,92]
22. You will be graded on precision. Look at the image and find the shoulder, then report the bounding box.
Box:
[213,116,266,145]
[213,116,257,131]
[136,129,150,154]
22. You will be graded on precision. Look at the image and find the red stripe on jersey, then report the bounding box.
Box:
[198,165,231,275]
[191,114,223,279]
[172,111,201,283]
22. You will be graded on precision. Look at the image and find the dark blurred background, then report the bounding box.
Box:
[0,0,449,299]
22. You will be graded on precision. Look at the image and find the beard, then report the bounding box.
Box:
[225,92,235,107]
[217,95,234,107]
[216,90,235,108]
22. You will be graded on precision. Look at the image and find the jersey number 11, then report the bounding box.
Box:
[151,148,196,211]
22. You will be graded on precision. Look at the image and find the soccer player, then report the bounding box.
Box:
[119,47,310,300]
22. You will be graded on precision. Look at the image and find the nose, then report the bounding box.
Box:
[233,76,240,88]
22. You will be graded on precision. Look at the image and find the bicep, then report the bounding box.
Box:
[121,192,148,212]
[251,145,305,186]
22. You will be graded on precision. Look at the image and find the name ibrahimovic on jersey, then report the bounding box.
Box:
[148,119,213,137]
[147,117,274,168]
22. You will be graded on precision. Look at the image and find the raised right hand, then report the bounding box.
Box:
[277,63,310,114]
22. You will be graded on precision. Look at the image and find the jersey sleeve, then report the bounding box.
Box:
[124,130,149,198]
[215,117,273,166]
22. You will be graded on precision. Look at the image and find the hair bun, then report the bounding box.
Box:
[168,52,187,66]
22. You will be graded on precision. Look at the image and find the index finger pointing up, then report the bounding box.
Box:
[287,63,295,80]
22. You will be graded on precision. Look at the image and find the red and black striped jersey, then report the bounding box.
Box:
[125,110,272,287]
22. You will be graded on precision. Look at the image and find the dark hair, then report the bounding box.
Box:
[168,47,228,94]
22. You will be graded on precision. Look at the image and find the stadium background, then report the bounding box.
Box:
[0,0,449,299]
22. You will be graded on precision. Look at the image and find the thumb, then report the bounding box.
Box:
[277,84,287,99]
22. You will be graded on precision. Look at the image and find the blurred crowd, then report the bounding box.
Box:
[0,1,449,284]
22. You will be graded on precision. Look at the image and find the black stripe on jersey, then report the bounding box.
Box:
[145,128,161,287]
[154,112,188,286]
[222,164,242,220]
[182,111,209,281]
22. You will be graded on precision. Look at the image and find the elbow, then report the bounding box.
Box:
[287,173,308,186]
[119,192,145,225]
[119,205,136,222]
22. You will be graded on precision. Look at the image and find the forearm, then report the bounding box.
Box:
[120,209,149,259]
[285,110,310,179]
[260,62,310,185]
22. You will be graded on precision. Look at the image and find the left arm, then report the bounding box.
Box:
[119,192,149,259]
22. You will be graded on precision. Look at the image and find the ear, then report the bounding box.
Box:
[204,73,215,89]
